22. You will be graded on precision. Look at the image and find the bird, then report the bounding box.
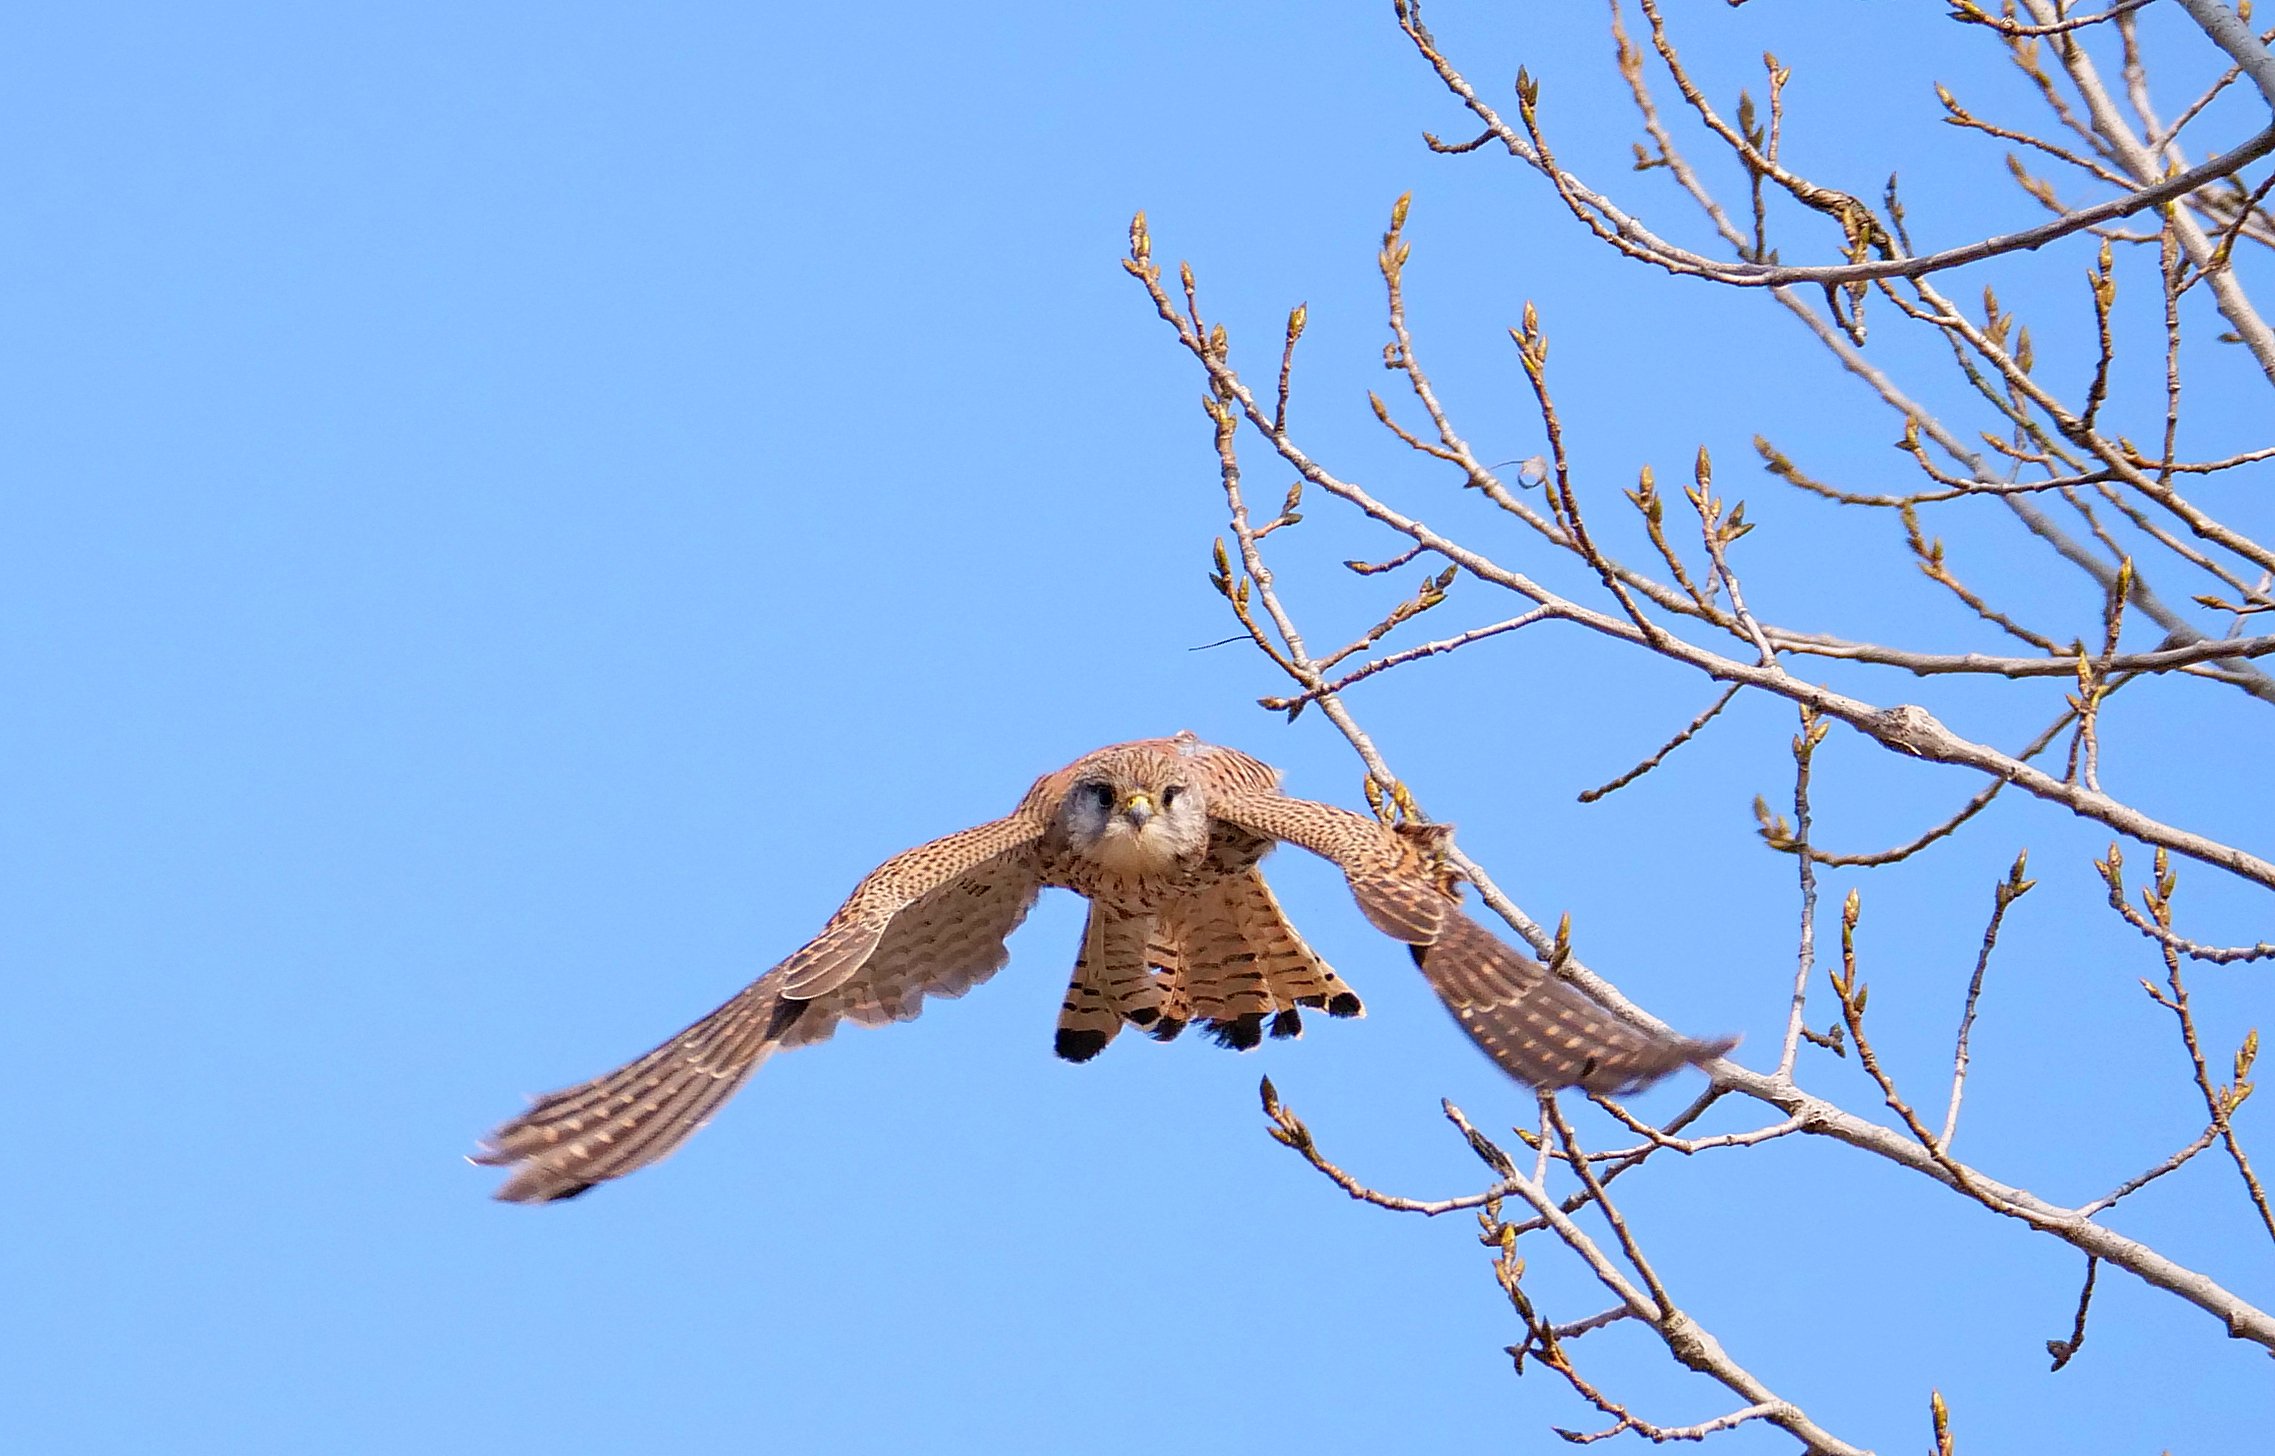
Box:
[474,732,1733,1202]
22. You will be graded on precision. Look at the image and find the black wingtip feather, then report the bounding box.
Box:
[491,1179,595,1205]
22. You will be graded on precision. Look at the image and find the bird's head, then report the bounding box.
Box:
[1060,763,1209,875]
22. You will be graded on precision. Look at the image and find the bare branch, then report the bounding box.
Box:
[1131,4,2275,1432]
[1394,0,2275,294]
[1950,0,2153,39]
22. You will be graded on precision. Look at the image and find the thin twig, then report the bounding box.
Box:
[1576,684,1741,803]
[1942,852,2038,1148]
[2046,1257,2100,1371]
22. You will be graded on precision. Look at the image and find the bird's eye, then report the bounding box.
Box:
[1086,782,1116,811]
[1161,785,1183,808]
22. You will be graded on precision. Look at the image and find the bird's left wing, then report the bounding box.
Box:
[474,813,1046,1202]
[1201,786,1453,943]
[1208,783,1731,1094]
[1412,910,1736,1094]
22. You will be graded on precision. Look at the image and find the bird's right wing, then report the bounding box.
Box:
[473,814,1046,1203]
[775,815,1050,998]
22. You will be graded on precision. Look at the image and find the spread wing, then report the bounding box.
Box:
[473,816,1045,1202]
[1208,785,1730,1093]
[1414,910,1736,1094]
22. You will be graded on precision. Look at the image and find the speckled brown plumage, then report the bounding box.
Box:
[474,732,1732,1202]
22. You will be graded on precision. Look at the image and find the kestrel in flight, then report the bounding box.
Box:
[476,733,1732,1201]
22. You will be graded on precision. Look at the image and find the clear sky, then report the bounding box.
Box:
[8,3,2271,1453]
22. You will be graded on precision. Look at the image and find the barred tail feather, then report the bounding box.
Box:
[1176,870,1363,1051]
[1055,907,1165,1062]
[1142,920,1191,1041]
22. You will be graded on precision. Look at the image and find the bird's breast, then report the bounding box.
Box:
[1045,849,1224,916]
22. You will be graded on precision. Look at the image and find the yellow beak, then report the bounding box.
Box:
[1119,791,1155,827]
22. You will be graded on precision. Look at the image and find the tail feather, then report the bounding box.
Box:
[1052,872,1364,1062]
[1141,921,1192,1041]
[1054,906,1166,1062]
[1177,870,1363,1051]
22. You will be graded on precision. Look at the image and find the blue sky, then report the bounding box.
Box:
[8,4,2271,1452]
